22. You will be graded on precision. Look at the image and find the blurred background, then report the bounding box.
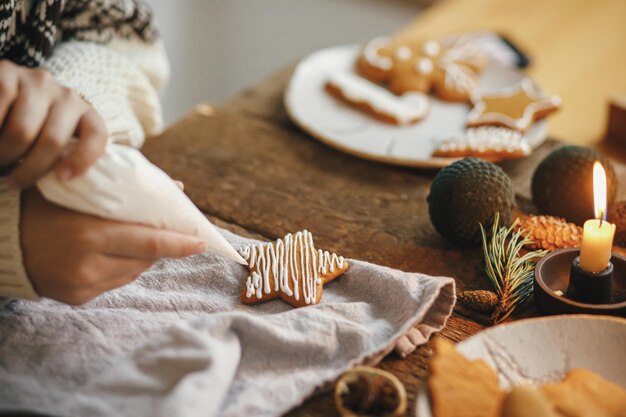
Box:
[149,0,427,124]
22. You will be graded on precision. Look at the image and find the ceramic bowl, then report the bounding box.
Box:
[415,315,626,416]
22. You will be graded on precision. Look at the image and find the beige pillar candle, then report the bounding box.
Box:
[579,219,616,273]
[579,161,615,273]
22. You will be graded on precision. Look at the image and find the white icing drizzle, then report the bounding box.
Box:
[444,36,484,69]
[435,127,530,155]
[318,249,346,275]
[439,32,518,68]
[239,230,322,305]
[395,46,412,61]
[440,60,478,94]
[422,40,441,57]
[415,37,483,95]
[415,57,434,75]
[327,71,429,125]
[363,37,393,71]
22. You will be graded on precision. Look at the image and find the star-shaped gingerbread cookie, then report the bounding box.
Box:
[467,79,561,132]
[238,230,348,308]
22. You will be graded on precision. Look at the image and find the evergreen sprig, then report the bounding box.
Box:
[480,212,548,324]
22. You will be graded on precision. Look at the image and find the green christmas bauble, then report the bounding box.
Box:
[428,158,515,247]
[532,146,617,225]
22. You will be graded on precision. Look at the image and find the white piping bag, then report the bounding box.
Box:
[37,143,246,265]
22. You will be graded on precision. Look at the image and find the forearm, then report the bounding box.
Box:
[0,1,168,302]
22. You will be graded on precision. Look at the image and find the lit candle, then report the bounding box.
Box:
[579,162,616,273]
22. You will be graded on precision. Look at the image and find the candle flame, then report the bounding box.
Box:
[593,161,607,220]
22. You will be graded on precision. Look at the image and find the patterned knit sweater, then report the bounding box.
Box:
[0,0,169,300]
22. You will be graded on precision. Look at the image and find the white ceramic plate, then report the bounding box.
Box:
[285,44,549,169]
[415,315,626,416]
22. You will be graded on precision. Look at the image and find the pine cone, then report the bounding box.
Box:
[514,214,583,251]
[608,201,626,247]
[457,290,498,313]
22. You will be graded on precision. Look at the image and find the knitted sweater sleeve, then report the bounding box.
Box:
[0,39,170,300]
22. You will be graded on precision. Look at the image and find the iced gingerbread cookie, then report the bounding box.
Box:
[467,79,561,132]
[389,38,485,102]
[356,37,486,102]
[238,230,348,308]
[355,37,396,83]
[433,127,530,161]
[325,72,429,125]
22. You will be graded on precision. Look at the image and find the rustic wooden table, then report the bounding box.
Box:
[142,70,625,415]
[141,3,626,414]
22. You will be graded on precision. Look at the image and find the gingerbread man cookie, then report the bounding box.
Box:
[356,37,486,102]
[467,79,561,132]
[238,230,348,308]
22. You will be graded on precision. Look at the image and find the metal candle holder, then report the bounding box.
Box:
[565,257,614,304]
[534,248,626,317]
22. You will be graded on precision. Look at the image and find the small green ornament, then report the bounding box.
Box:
[532,146,618,225]
[428,158,515,247]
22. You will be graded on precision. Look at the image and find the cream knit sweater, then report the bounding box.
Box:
[0,39,170,300]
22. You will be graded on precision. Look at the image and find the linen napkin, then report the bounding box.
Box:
[0,229,455,417]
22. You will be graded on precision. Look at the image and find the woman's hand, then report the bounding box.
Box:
[0,59,107,189]
[20,188,206,305]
